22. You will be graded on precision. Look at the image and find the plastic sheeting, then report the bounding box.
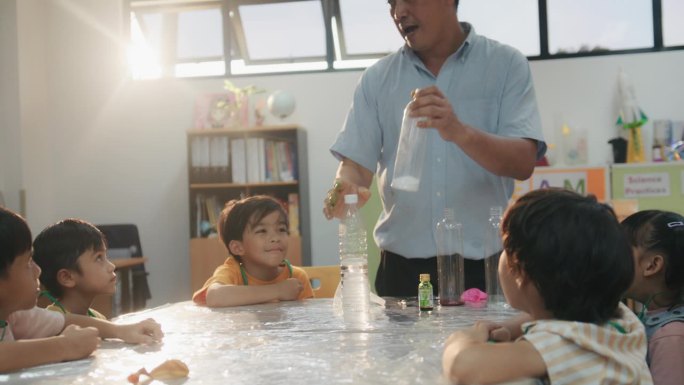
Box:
[4,299,535,384]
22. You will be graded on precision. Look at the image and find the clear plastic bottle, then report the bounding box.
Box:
[391,102,428,192]
[418,274,434,311]
[339,194,370,327]
[484,206,507,307]
[435,208,465,306]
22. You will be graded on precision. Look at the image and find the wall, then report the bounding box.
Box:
[4,0,684,306]
[0,0,21,210]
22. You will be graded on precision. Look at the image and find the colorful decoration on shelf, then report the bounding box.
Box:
[223,80,266,128]
[616,68,648,163]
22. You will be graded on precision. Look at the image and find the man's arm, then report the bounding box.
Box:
[411,86,538,181]
[323,158,374,220]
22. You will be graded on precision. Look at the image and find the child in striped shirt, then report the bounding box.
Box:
[622,210,684,385]
[442,188,653,385]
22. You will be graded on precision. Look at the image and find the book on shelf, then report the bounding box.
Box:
[195,194,223,238]
[230,138,246,183]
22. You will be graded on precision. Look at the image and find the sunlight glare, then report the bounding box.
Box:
[128,13,161,80]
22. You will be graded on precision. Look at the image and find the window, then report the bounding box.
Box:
[663,0,684,47]
[335,0,403,58]
[128,1,225,79]
[127,0,684,78]
[232,1,326,63]
[459,0,540,57]
[547,0,653,54]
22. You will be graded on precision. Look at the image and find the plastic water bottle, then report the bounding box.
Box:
[339,193,370,328]
[435,208,465,306]
[391,102,428,192]
[484,206,507,307]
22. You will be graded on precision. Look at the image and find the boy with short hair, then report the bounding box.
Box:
[193,195,313,307]
[33,219,114,319]
[442,189,653,385]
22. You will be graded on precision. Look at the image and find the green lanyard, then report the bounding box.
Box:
[40,291,96,318]
[239,259,293,286]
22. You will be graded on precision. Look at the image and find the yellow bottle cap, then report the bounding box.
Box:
[419,273,430,282]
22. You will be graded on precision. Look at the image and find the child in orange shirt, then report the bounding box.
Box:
[0,206,163,373]
[193,195,313,307]
[33,219,115,319]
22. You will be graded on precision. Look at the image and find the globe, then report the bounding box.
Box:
[267,90,296,119]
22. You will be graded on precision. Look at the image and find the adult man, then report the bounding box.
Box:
[324,0,546,296]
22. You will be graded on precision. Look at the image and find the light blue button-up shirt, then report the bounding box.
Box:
[330,23,546,260]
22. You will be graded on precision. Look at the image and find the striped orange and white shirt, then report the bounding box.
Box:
[522,303,653,385]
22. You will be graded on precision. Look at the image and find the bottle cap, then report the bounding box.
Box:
[344,194,358,204]
[419,273,430,282]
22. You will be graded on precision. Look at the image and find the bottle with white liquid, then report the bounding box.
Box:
[391,101,428,192]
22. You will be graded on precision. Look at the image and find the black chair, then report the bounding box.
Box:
[96,224,151,312]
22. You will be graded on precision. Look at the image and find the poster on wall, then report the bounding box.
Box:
[512,166,609,202]
[611,163,684,216]
[623,173,670,198]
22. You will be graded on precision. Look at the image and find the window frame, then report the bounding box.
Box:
[126,0,684,79]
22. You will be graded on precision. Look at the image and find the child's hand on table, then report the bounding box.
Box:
[277,278,303,301]
[117,318,164,344]
[60,324,100,360]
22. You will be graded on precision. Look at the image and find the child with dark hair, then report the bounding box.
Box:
[0,207,163,373]
[33,219,115,319]
[193,195,313,307]
[622,210,684,385]
[442,188,653,385]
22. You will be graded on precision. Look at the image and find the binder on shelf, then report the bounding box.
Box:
[231,138,246,183]
[208,136,231,182]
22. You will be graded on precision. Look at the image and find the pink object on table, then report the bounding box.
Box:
[461,288,488,303]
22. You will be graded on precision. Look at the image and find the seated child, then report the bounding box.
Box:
[193,195,313,307]
[0,207,163,373]
[622,210,684,385]
[33,219,115,319]
[441,188,653,385]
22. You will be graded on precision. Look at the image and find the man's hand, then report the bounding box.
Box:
[410,86,464,143]
[323,178,371,220]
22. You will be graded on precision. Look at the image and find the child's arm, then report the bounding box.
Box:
[64,314,163,344]
[0,325,99,373]
[485,312,533,342]
[205,278,303,307]
[442,322,546,385]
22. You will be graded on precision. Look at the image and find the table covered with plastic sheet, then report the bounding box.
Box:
[4,299,537,385]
